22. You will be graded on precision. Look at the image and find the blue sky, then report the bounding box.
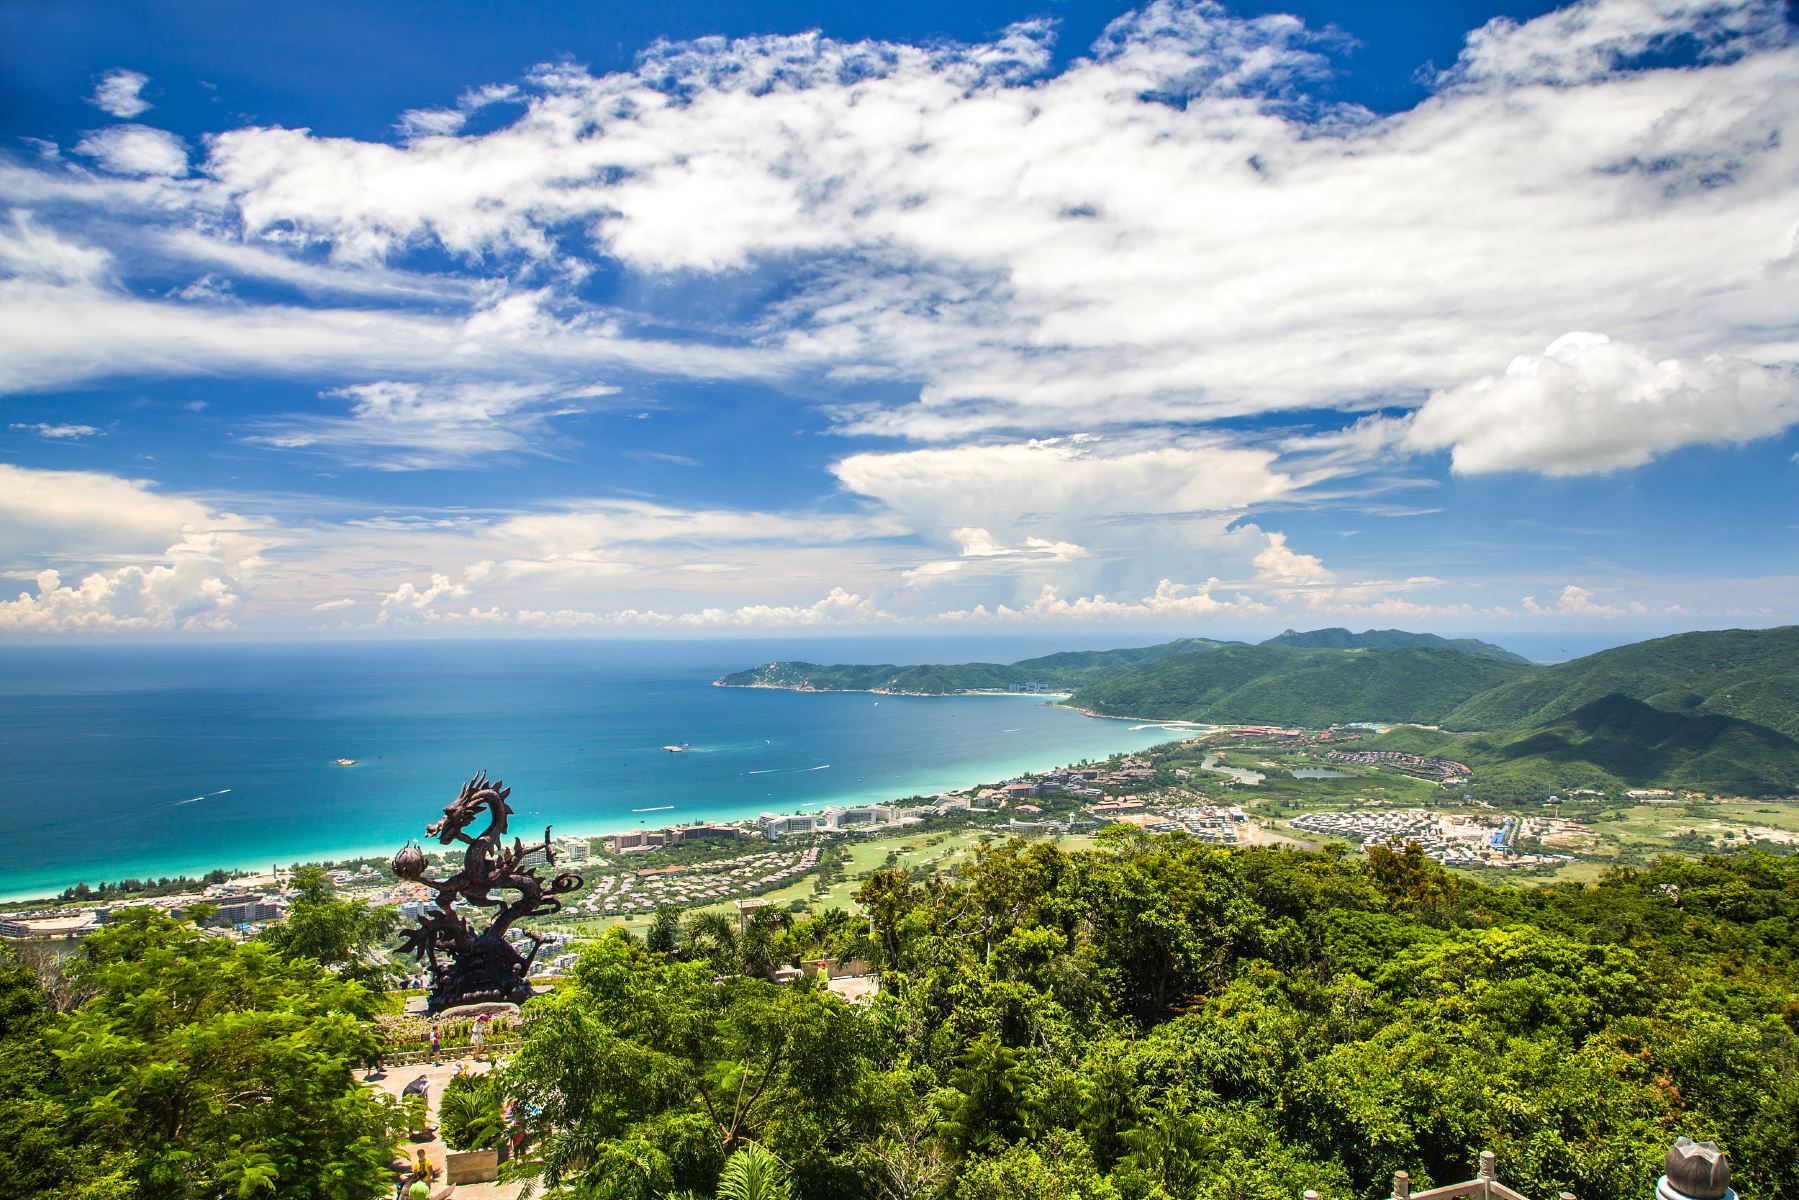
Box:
[0,0,1795,643]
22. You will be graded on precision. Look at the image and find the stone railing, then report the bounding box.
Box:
[380,1040,522,1067]
[1305,1139,1734,1200]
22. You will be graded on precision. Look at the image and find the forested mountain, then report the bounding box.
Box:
[1067,644,1529,725]
[715,637,1230,694]
[1260,627,1531,664]
[720,626,1799,790]
[1368,694,1799,792]
[1444,626,1799,737]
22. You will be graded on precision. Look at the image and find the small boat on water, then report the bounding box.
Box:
[661,743,691,753]
[334,758,358,766]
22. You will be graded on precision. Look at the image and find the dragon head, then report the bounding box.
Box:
[426,771,512,844]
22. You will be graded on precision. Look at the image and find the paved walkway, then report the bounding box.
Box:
[368,1054,526,1200]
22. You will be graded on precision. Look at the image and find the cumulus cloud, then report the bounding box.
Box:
[1405,333,1799,475]
[89,69,151,119]
[0,466,272,632]
[1253,531,1336,588]
[1523,582,1649,616]
[74,126,189,177]
[934,578,1272,623]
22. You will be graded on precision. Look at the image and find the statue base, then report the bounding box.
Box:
[438,1000,521,1021]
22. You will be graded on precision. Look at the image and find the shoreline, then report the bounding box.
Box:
[2,711,1195,906]
[714,681,1074,700]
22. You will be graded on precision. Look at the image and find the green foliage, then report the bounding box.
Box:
[722,625,1799,793]
[500,838,1798,1200]
[257,864,398,987]
[1070,644,1529,726]
[716,638,1229,694]
[648,905,682,954]
[1445,625,1799,738]
[718,1141,795,1200]
[502,932,867,1199]
[0,955,135,1199]
[440,1071,506,1150]
[1368,694,1799,793]
[1261,627,1531,664]
[12,908,393,1200]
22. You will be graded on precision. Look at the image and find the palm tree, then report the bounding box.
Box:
[716,1142,792,1200]
[681,910,741,974]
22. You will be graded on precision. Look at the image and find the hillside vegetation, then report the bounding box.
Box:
[1261,626,1531,664]
[716,637,1228,694]
[721,626,1799,791]
[1368,693,1799,793]
[1445,626,1799,738]
[1068,644,1529,725]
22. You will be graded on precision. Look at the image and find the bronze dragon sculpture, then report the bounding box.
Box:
[391,772,582,1012]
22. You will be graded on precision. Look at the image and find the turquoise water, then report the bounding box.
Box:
[0,638,1178,899]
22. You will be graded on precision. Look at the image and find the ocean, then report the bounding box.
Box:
[0,637,1184,899]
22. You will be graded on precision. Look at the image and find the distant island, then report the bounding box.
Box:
[720,625,1799,794]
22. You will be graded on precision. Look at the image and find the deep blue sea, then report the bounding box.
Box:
[0,637,1184,899]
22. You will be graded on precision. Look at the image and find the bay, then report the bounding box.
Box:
[0,637,1178,899]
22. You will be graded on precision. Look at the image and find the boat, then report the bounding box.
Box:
[334,758,358,767]
[661,744,690,753]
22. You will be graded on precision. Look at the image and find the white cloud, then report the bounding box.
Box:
[0,466,272,632]
[0,0,1790,459]
[0,275,774,395]
[10,422,99,440]
[0,464,225,565]
[249,379,615,469]
[89,69,150,119]
[1253,531,1336,588]
[312,597,356,611]
[134,0,1791,439]
[935,578,1272,623]
[0,211,111,285]
[378,572,468,621]
[1405,332,1799,475]
[74,125,189,177]
[398,108,468,139]
[1523,582,1649,616]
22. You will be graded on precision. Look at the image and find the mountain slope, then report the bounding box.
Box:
[714,637,1233,694]
[1367,694,1799,793]
[1262,627,1531,665]
[1445,626,1799,738]
[1068,644,1530,726]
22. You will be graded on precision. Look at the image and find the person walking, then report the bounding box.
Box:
[429,1028,440,1065]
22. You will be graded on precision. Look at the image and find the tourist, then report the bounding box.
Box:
[429,1028,440,1065]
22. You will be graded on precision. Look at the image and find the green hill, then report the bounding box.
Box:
[1067,644,1529,726]
[714,637,1232,694]
[1366,694,1799,793]
[1262,626,1531,664]
[1445,626,1799,738]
